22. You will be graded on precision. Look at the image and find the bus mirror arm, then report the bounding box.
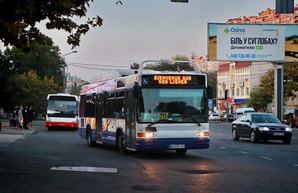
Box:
[207,84,213,99]
[133,82,140,98]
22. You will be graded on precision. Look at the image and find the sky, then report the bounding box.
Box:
[7,0,298,81]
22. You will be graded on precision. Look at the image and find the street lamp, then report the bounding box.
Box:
[62,50,77,93]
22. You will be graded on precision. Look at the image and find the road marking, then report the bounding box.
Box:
[239,151,249,154]
[50,166,118,174]
[261,157,272,161]
[219,146,227,149]
[294,164,298,167]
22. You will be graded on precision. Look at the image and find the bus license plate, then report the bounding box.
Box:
[273,133,284,136]
[169,144,185,149]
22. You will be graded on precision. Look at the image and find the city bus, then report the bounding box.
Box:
[78,60,212,154]
[46,93,79,130]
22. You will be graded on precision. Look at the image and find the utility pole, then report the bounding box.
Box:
[62,51,77,93]
[274,63,284,120]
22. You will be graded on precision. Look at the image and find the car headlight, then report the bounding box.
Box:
[285,127,292,132]
[259,127,270,131]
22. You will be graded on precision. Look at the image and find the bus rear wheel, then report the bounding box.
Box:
[117,133,127,155]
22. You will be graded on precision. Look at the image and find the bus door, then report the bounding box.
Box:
[95,94,103,143]
[125,90,136,149]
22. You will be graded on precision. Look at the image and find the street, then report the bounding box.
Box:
[0,121,298,193]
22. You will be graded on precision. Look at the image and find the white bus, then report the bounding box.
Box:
[78,60,212,154]
[46,93,79,130]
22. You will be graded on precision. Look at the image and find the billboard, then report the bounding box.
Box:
[208,23,298,62]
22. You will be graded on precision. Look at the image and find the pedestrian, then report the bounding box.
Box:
[28,105,35,129]
[11,105,19,127]
[16,105,23,129]
[22,105,29,130]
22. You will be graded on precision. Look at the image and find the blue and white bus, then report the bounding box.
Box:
[78,60,212,154]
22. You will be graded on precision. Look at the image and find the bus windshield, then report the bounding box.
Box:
[47,100,78,118]
[138,88,206,123]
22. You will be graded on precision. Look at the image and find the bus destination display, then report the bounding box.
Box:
[141,75,205,87]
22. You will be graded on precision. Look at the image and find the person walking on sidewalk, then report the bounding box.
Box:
[16,105,23,129]
[22,105,29,130]
[28,105,35,129]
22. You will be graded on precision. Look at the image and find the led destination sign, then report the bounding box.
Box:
[154,75,192,85]
[141,75,206,87]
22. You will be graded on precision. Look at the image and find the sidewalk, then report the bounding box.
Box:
[0,120,37,143]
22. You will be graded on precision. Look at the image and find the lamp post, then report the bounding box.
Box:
[62,50,77,93]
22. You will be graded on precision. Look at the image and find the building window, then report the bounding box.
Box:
[246,88,250,95]
[236,89,239,96]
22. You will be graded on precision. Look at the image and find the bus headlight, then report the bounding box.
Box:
[196,132,209,137]
[137,132,154,138]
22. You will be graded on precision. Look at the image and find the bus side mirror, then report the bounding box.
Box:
[133,82,140,98]
[207,84,213,99]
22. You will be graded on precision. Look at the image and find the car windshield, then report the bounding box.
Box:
[251,114,281,123]
[138,88,207,123]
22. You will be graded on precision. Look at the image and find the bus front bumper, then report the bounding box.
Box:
[46,122,78,128]
[135,138,210,151]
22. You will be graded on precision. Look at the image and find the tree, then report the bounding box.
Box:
[260,63,298,100]
[247,86,272,112]
[0,0,103,49]
[140,55,193,71]
[0,43,64,112]
[5,70,60,116]
[9,43,64,84]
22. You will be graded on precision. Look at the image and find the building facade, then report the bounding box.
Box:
[217,62,274,113]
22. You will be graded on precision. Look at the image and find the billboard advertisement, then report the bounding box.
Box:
[208,23,298,62]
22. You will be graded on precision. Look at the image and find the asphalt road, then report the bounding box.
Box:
[0,121,297,193]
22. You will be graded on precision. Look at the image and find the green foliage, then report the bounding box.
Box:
[260,63,298,100]
[247,86,272,112]
[143,56,193,71]
[0,43,64,113]
[130,62,139,69]
[5,70,60,116]
[0,0,102,49]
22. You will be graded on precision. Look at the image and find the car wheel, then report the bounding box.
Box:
[232,129,239,140]
[250,130,258,143]
[282,137,291,144]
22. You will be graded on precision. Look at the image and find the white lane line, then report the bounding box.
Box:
[239,151,249,154]
[50,166,118,174]
[220,146,227,149]
[294,164,298,167]
[261,157,272,161]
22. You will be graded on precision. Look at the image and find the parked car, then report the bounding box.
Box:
[232,113,292,144]
[220,114,235,122]
[283,109,298,128]
[227,114,236,122]
[209,113,219,121]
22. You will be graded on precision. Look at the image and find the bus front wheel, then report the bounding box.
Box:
[87,129,96,147]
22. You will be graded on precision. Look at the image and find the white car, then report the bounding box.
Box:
[209,113,219,121]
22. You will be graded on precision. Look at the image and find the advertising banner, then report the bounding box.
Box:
[208,23,298,62]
